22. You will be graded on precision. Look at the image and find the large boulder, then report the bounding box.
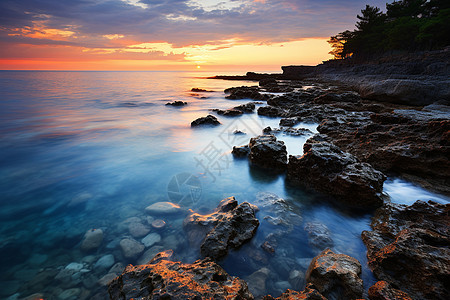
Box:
[249,135,288,170]
[287,135,386,209]
[184,197,259,260]
[361,200,450,300]
[108,250,254,299]
[306,249,364,300]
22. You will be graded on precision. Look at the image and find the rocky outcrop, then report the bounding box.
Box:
[183,197,259,260]
[191,114,221,127]
[248,135,287,170]
[234,102,256,113]
[286,135,386,209]
[368,281,412,300]
[232,145,250,157]
[108,250,254,299]
[257,106,288,117]
[361,200,450,300]
[318,109,450,195]
[306,249,364,300]
[213,108,243,116]
[262,285,327,300]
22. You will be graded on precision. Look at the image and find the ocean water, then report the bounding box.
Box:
[0,71,448,299]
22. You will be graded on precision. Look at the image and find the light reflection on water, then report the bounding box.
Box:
[0,71,447,299]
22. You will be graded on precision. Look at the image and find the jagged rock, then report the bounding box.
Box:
[234,102,256,113]
[287,135,386,209]
[214,108,244,116]
[248,135,287,170]
[304,222,334,251]
[108,250,254,299]
[259,78,278,87]
[280,117,299,127]
[269,127,314,136]
[232,145,250,157]
[258,106,288,117]
[262,284,326,300]
[361,200,450,300]
[165,101,187,106]
[183,197,259,260]
[225,86,270,100]
[368,281,412,300]
[80,229,103,252]
[306,249,364,300]
[191,114,221,127]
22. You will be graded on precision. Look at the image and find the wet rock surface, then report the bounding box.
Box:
[108,250,254,300]
[165,101,187,106]
[191,114,221,127]
[262,284,327,300]
[287,135,386,209]
[306,248,364,300]
[368,281,412,300]
[183,197,259,260]
[248,135,287,170]
[361,200,450,300]
[225,86,271,100]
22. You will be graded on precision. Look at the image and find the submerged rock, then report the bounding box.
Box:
[80,229,103,252]
[287,135,386,209]
[119,238,145,259]
[108,250,254,299]
[145,201,182,214]
[306,248,364,300]
[304,222,334,251]
[184,196,259,260]
[361,200,450,300]
[191,114,221,127]
[249,135,287,170]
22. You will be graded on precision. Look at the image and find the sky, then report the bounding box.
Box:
[0,0,388,71]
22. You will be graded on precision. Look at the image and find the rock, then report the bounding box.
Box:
[259,78,278,87]
[165,101,187,106]
[151,219,166,229]
[232,145,250,157]
[108,250,254,299]
[306,248,364,300]
[141,232,161,247]
[262,284,326,300]
[191,88,213,92]
[191,114,221,127]
[304,222,334,251]
[258,106,288,117]
[233,130,246,135]
[246,267,270,297]
[233,102,256,113]
[128,222,150,238]
[94,254,115,269]
[361,200,450,300]
[215,108,244,116]
[137,245,165,265]
[269,127,314,136]
[80,229,103,251]
[288,269,305,291]
[145,201,182,214]
[261,241,275,253]
[368,281,412,300]
[248,135,287,170]
[184,196,259,260]
[279,117,299,127]
[58,288,81,300]
[98,273,118,287]
[225,86,270,101]
[65,262,84,271]
[287,135,386,209]
[109,262,125,275]
[119,238,145,259]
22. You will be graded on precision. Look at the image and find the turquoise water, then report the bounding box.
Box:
[0,71,448,299]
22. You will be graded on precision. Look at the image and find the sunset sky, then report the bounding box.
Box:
[0,0,387,71]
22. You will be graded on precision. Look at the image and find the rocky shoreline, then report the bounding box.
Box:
[106,53,449,300]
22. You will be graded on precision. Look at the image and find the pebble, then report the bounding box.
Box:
[80,229,103,251]
[98,273,118,286]
[58,288,81,300]
[128,222,150,238]
[120,238,145,258]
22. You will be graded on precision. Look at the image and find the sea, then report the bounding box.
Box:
[0,70,448,299]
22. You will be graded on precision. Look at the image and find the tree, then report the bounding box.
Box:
[328,30,354,59]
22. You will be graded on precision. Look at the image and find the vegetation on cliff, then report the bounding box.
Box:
[328,0,450,59]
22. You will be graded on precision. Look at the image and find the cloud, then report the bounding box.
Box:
[0,0,388,63]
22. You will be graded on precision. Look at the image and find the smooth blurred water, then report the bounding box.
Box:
[0,71,447,300]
